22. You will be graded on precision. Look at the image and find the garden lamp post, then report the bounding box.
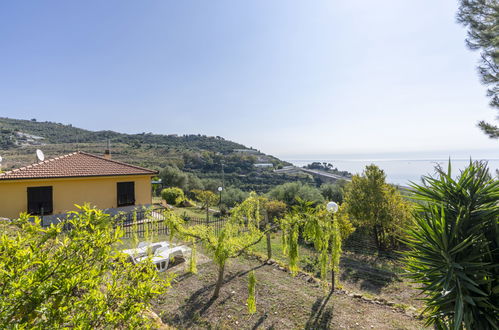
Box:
[217,186,223,206]
[326,201,339,213]
[326,201,339,292]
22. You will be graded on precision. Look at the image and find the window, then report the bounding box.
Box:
[117,182,135,206]
[27,186,53,215]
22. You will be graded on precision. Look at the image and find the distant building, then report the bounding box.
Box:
[233,149,260,155]
[254,163,274,168]
[0,151,157,219]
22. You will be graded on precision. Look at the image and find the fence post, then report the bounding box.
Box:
[265,212,272,260]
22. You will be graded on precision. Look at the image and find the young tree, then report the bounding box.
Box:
[247,271,257,314]
[0,205,170,328]
[263,200,287,259]
[457,0,499,138]
[192,189,219,223]
[164,193,273,300]
[342,164,412,251]
[281,202,354,291]
[404,161,499,329]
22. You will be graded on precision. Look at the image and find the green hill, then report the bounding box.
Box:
[0,117,313,192]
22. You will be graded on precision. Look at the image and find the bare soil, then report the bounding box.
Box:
[153,254,426,329]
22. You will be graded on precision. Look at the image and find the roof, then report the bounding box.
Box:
[0,151,158,181]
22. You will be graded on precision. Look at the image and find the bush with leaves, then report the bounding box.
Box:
[0,205,170,328]
[342,164,412,251]
[267,182,324,206]
[320,181,347,204]
[160,165,204,192]
[161,187,185,205]
[404,161,499,329]
[221,186,249,208]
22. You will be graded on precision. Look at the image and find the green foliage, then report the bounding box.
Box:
[161,187,185,205]
[0,205,170,328]
[281,203,349,287]
[342,164,412,251]
[335,204,356,241]
[0,117,302,193]
[221,187,249,208]
[404,161,499,330]
[268,182,324,206]
[162,195,270,299]
[320,181,347,203]
[230,192,264,228]
[457,0,499,137]
[247,271,257,314]
[265,200,287,221]
[192,190,219,211]
[160,165,204,192]
[189,239,198,274]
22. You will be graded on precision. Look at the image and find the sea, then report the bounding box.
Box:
[279,150,499,186]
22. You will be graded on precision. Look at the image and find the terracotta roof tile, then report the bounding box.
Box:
[0,152,158,180]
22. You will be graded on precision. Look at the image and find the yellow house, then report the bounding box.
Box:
[0,151,158,219]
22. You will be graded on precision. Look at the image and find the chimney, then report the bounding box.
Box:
[104,139,111,159]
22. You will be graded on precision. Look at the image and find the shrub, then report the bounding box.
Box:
[221,187,249,208]
[0,205,170,328]
[267,182,324,206]
[320,181,347,203]
[404,161,499,329]
[161,187,185,205]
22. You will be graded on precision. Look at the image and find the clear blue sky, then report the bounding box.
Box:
[0,0,497,157]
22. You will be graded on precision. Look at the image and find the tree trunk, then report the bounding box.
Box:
[206,206,209,225]
[212,263,225,299]
[265,213,272,260]
[373,226,381,252]
[331,269,335,293]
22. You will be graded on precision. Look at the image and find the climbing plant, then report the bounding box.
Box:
[281,202,352,291]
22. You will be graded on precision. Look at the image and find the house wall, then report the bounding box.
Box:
[0,175,153,219]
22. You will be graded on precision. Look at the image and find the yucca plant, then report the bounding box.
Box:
[404,161,499,329]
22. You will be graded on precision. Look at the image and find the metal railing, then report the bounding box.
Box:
[182,216,226,235]
[113,207,227,238]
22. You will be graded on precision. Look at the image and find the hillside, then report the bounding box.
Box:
[0,117,313,192]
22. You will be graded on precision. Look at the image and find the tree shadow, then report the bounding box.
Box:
[339,256,398,294]
[166,263,267,327]
[304,292,334,330]
[251,313,268,330]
